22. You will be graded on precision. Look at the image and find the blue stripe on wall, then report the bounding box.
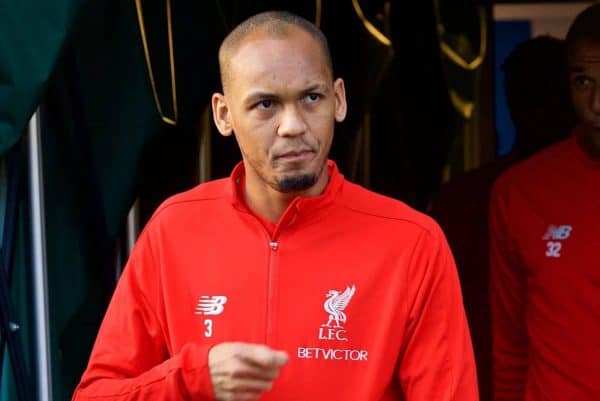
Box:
[494,21,531,156]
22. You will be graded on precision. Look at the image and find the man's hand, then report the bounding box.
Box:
[208,342,289,401]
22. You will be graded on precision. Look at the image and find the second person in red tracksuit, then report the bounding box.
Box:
[490,4,600,401]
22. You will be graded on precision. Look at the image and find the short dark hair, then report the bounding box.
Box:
[565,3,600,60]
[218,11,333,92]
[502,36,575,157]
[503,36,567,105]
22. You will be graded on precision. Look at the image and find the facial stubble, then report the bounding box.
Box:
[276,173,318,192]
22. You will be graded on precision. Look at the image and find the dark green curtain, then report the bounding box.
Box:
[1,0,162,399]
[0,0,90,154]
[1,1,90,400]
[41,0,170,397]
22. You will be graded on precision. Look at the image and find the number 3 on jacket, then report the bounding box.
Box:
[204,319,213,337]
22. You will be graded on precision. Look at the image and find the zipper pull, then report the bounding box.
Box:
[269,241,279,251]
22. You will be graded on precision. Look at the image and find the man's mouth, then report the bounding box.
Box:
[275,149,315,161]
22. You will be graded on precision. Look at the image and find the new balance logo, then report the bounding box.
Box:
[542,225,572,258]
[542,225,572,240]
[195,295,227,315]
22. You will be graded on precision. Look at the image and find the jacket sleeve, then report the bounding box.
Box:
[489,180,528,401]
[397,225,479,401]
[72,231,215,401]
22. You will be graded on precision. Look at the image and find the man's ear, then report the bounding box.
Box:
[211,93,233,136]
[333,78,347,123]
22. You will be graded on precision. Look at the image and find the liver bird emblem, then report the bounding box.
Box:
[322,285,356,327]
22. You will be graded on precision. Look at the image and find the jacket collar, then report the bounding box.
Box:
[228,160,344,221]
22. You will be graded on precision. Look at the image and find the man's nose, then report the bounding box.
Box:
[277,105,307,137]
[591,83,600,115]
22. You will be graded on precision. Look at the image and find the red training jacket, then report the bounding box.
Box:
[73,161,478,401]
[490,132,600,401]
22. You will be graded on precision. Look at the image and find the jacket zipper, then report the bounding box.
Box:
[265,238,279,345]
[263,199,299,345]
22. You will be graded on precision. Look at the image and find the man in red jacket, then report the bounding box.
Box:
[490,4,600,401]
[73,11,477,401]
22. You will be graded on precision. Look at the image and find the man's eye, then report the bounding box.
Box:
[306,93,320,103]
[257,100,273,109]
[573,76,591,88]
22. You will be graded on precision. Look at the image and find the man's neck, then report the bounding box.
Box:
[245,186,295,223]
[243,169,329,223]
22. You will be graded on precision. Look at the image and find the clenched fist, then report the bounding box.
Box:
[208,342,289,401]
